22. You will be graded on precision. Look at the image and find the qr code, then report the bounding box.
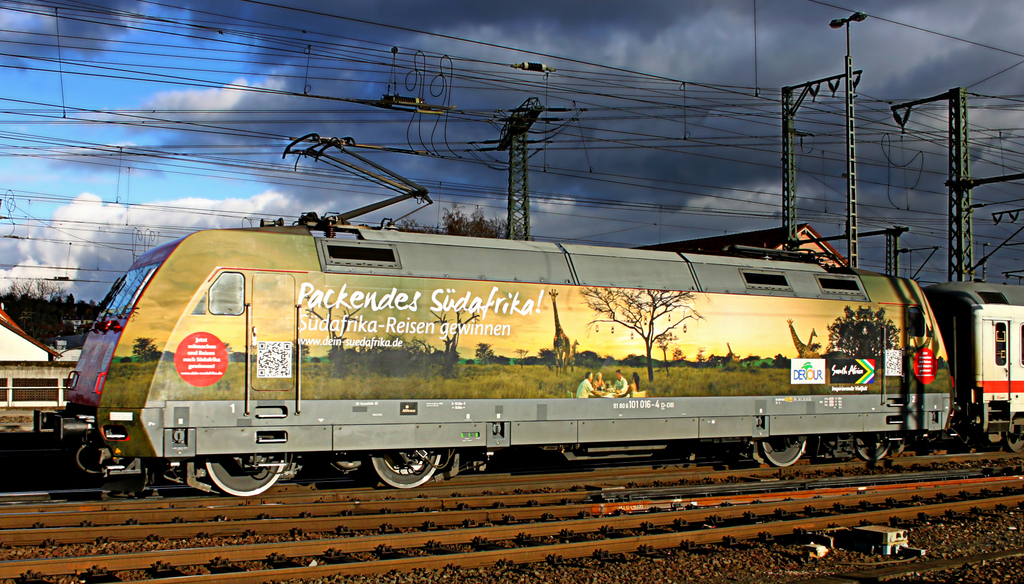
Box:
[885,349,903,377]
[257,341,292,378]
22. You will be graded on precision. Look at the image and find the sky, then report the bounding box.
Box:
[3,0,1024,302]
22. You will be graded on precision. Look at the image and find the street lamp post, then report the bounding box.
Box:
[830,11,866,269]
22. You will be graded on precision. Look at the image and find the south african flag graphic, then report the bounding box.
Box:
[855,359,875,384]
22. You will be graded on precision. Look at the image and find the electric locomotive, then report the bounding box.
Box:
[37,215,952,495]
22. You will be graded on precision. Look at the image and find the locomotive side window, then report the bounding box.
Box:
[742,271,790,289]
[328,245,396,263]
[906,306,925,337]
[995,322,1007,366]
[320,241,401,269]
[209,272,244,315]
[815,276,866,299]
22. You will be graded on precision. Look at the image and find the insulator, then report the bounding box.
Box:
[511,62,555,73]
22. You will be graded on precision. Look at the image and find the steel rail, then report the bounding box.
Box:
[0,449,1016,518]
[8,492,1023,584]
[1,479,1021,580]
[0,470,1017,541]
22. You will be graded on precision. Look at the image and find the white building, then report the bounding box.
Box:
[0,307,59,362]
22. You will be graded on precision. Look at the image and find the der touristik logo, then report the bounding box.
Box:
[791,359,825,384]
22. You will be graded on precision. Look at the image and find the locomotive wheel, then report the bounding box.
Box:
[205,454,289,497]
[757,436,806,467]
[1004,433,1024,453]
[370,450,442,488]
[854,434,891,462]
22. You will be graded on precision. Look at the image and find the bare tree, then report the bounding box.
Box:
[2,279,69,302]
[580,287,702,382]
[398,204,507,239]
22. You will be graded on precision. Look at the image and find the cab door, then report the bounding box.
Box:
[250,273,297,402]
[982,320,1011,402]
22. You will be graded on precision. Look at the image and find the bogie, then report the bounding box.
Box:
[204,454,295,497]
[370,450,445,489]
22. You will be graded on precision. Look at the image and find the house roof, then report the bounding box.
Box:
[639,223,847,265]
[0,307,60,359]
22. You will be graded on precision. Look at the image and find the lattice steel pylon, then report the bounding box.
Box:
[891,88,972,282]
[498,97,544,240]
[948,88,972,281]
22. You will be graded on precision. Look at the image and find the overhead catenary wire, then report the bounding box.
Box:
[0,0,1022,293]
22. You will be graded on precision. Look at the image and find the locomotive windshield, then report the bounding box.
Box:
[99,264,157,318]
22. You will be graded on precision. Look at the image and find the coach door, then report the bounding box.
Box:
[983,320,1011,402]
[251,273,297,403]
[1014,323,1024,408]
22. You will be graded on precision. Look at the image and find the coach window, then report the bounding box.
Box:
[995,322,1007,367]
[209,272,244,315]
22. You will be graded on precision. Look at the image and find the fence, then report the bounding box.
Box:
[0,362,76,409]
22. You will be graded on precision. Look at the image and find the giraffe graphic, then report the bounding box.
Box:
[570,340,580,372]
[788,319,821,358]
[550,289,572,374]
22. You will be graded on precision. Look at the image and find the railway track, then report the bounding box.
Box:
[0,453,1021,583]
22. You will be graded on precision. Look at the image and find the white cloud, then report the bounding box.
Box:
[142,77,284,111]
[0,189,298,301]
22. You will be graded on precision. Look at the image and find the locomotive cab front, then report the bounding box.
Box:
[35,242,173,488]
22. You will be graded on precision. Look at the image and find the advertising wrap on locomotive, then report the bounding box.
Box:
[39,221,957,495]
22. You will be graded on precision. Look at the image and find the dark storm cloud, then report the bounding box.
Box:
[7,0,1024,286]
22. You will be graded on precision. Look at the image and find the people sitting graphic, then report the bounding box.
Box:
[629,372,645,397]
[576,372,597,398]
[610,369,629,397]
[575,370,644,398]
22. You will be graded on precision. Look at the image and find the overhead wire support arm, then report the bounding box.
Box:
[780,70,859,249]
[947,171,1024,192]
[971,222,1024,277]
[283,133,432,229]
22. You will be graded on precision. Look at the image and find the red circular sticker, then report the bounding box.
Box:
[913,347,936,385]
[174,332,229,387]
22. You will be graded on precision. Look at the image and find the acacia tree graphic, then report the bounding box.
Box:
[657,332,678,374]
[307,303,363,372]
[431,308,479,378]
[580,287,702,382]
